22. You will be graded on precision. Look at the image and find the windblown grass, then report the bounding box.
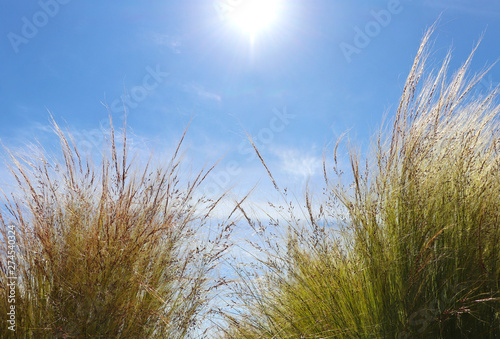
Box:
[0,118,233,338]
[224,28,500,338]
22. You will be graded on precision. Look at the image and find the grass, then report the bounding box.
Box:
[0,118,233,338]
[223,28,500,338]
[1,27,499,339]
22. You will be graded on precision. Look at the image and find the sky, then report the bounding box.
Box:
[1,0,500,210]
[1,2,499,335]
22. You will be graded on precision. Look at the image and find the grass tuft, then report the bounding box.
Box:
[224,27,500,339]
[0,117,233,338]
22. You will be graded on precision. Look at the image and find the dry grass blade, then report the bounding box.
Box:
[0,117,234,338]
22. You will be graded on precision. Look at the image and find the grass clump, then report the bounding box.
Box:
[224,28,500,338]
[0,118,233,338]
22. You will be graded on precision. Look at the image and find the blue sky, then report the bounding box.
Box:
[1,0,500,205]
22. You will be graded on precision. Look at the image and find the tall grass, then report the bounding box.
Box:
[224,28,500,338]
[0,118,233,338]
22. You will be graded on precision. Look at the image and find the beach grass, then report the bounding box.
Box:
[0,118,233,338]
[1,26,499,339]
[223,28,500,338]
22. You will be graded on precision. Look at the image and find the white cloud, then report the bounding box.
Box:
[185,83,222,102]
[150,33,182,53]
[272,147,322,179]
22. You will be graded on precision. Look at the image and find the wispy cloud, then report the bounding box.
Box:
[150,33,182,53]
[185,83,222,102]
[423,0,500,17]
[271,147,322,179]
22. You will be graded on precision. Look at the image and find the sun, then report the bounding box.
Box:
[226,0,281,36]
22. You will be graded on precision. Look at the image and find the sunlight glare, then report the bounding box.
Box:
[228,0,281,36]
